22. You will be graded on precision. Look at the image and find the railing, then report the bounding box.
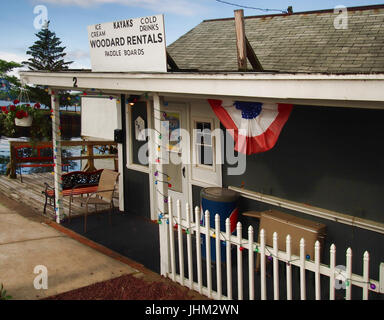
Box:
[6,140,118,179]
[159,197,384,300]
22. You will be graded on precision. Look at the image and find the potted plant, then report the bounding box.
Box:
[2,99,42,127]
[0,100,51,141]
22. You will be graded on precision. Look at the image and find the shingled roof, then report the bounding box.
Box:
[167,5,384,74]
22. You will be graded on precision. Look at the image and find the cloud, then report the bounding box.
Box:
[0,51,28,64]
[0,51,29,78]
[65,50,91,69]
[67,50,89,60]
[35,0,206,16]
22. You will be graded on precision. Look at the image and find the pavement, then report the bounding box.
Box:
[0,192,206,300]
[0,193,140,300]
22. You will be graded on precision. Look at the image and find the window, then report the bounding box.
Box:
[127,101,151,173]
[195,121,213,167]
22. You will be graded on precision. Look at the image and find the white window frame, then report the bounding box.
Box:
[126,100,151,174]
[192,117,216,172]
[190,116,222,187]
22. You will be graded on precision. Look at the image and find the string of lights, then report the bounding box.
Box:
[156,214,377,289]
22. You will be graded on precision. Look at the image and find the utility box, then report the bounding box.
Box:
[249,209,327,270]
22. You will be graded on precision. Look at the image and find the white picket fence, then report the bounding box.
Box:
[158,197,384,300]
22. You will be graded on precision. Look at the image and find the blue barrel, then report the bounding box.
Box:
[201,187,239,262]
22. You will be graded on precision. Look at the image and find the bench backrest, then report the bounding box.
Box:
[61,169,104,190]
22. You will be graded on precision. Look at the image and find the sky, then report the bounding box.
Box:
[1,0,383,71]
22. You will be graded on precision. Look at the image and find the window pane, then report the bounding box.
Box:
[195,121,213,166]
[197,145,213,166]
[195,122,212,145]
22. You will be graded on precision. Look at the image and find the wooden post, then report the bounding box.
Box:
[51,90,63,224]
[117,94,125,211]
[234,9,247,72]
[83,144,96,172]
[154,93,170,276]
[6,142,17,179]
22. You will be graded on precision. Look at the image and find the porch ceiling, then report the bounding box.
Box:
[20,71,384,109]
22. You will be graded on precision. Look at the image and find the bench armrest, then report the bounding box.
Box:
[42,182,54,196]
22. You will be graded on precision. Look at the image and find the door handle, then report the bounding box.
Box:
[182,166,186,178]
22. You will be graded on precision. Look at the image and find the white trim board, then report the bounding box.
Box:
[229,186,384,235]
[20,71,384,109]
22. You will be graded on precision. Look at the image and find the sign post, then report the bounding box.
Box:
[88,14,167,72]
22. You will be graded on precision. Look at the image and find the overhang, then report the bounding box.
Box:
[20,71,384,109]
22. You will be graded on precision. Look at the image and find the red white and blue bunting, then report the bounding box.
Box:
[208,99,293,155]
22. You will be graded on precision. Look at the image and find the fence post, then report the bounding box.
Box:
[248,225,254,300]
[159,216,170,277]
[195,206,203,294]
[346,248,352,300]
[186,203,193,289]
[300,238,306,300]
[215,214,222,299]
[237,222,243,300]
[168,197,176,282]
[329,244,336,300]
[273,232,279,300]
[226,218,232,300]
[286,235,292,300]
[260,228,267,300]
[176,200,184,286]
[205,210,212,298]
[363,251,370,300]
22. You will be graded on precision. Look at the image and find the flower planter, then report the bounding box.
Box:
[15,115,33,127]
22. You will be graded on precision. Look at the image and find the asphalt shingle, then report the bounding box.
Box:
[167,6,384,73]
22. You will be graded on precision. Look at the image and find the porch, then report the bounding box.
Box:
[50,203,384,300]
[0,172,119,219]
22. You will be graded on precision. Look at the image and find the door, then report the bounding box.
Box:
[164,103,190,219]
[152,102,190,220]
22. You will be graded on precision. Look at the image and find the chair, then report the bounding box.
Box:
[70,169,120,233]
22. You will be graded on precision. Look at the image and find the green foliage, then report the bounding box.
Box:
[0,102,52,141]
[0,59,22,84]
[22,21,73,108]
[23,21,72,71]
[0,283,12,300]
[0,59,22,101]
[27,85,51,108]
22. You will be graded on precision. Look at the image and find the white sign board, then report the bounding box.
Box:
[81,97,117,140]
[88,15,167,72]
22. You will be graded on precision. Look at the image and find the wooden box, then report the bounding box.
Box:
[243,209,327,270]
[259,209,327,260]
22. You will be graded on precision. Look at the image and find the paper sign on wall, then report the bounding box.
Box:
[87,14,167,72]
[135,116,146,141]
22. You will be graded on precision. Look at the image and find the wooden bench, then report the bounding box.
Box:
[42,169,104,215]
[14,143,69,182]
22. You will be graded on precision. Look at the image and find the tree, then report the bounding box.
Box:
[23,21,73,107]
[23,21,73,71]
[0,59,22,100]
